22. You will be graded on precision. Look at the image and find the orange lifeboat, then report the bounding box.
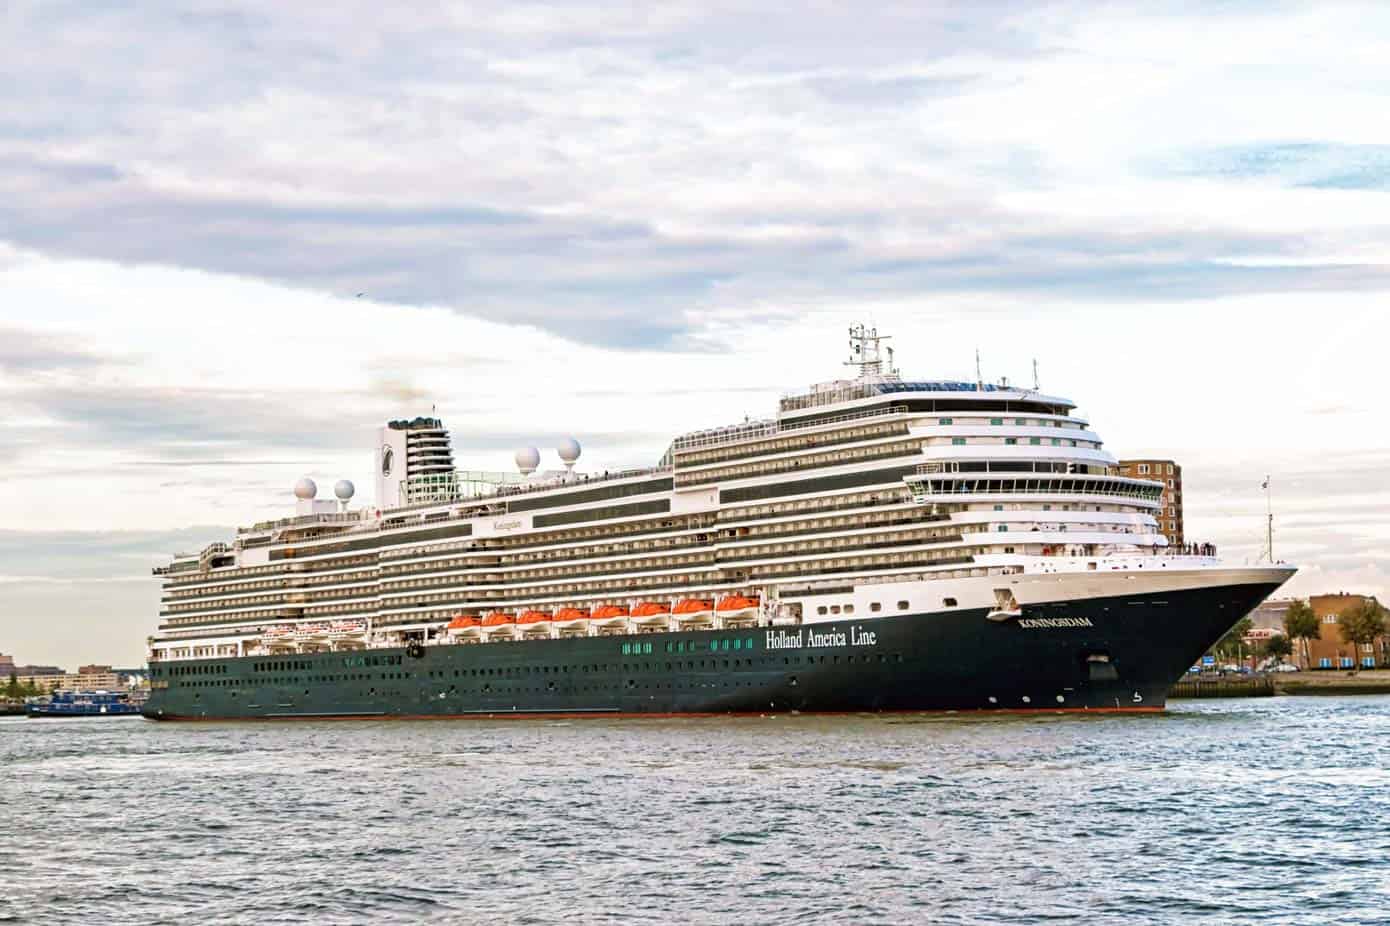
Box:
[448,613,481,630]
[481,612,516,627]
[554,607,590,624]
[591,604,630,631]
[716,595,759,626]
[674,598,714,627]
[631,601,671,629]
[517,610,552,625]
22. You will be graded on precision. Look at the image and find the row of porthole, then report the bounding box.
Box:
[619,638,759,656]
[815,599,957,617]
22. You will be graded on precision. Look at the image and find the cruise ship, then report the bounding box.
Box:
[143,325,1293,719]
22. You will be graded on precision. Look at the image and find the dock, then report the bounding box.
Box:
[1169,676,1275,699]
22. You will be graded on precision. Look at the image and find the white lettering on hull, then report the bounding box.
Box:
[1016,617,1095,629]
[765,627,878,650]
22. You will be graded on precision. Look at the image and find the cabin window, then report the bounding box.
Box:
[817,606,828,615]
[939,417,953,425]
[830,605,841,614]
[843,604,855,614]
[870,602,882,613]
[943,597,958,607]
[897,600,910,610]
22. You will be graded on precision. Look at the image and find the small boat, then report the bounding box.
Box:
[28,691,142,718]
[673,598,714,626]
[554,607,590,628]
[590,605,630,634]
[715,595,760,626]
[481,612,517,640]
[631,601,671,630]
[591,604,629,624]
[447,613,482,640]
[518,610,553,638]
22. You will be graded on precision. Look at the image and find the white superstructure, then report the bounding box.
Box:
[148,324,1288,663]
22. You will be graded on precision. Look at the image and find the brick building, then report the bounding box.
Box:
[1298,593,1388,670]
[1118,459,1183,546]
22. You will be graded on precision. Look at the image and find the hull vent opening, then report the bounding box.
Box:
[1084,652,1119,682]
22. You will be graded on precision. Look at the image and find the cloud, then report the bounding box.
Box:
[0,327,108,374]
[5,3,1390,348]
[1166,143,1390,191]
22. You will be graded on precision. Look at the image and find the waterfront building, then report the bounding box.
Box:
[0,653,13,676]
[1301,593,1388,670]
[1248,597,1295,633]
[13,667,127,692]
[1117,459,1182,545]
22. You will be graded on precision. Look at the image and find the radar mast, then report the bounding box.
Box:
[845,323,899,381]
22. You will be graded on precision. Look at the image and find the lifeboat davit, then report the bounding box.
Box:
[673,598,714,625]
[715,595,760,624]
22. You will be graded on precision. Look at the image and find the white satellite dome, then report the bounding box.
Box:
[334,479,356,502]
[557,437,582,466]
[515,446,541,475]
[293,477,318,500]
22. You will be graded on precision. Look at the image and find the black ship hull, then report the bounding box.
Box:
[143,580,1281,720]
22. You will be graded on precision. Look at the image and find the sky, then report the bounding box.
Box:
[2,1,1389,667]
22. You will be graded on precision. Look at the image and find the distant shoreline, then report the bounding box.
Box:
[1171,669,1390,699]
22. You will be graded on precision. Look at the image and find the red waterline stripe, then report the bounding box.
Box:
[145,706,1166,722]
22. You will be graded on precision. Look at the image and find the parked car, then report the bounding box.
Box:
[1271,664,1300,673]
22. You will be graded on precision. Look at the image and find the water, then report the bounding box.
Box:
[3,698,1389,925]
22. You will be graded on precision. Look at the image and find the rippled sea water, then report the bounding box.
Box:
[3,697,1390,925]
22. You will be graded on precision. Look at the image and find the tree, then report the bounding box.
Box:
[1284,600,1321,669]
[1338,598,1388,673]
[1264,633,1293,665]
[4,672,19,701]
[1214,617,1254,663]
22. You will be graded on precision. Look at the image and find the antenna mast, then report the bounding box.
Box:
[845,323,896,379]
[1263,475,1274,563]
[975,349,983,391]
[1032,358,1040,392]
